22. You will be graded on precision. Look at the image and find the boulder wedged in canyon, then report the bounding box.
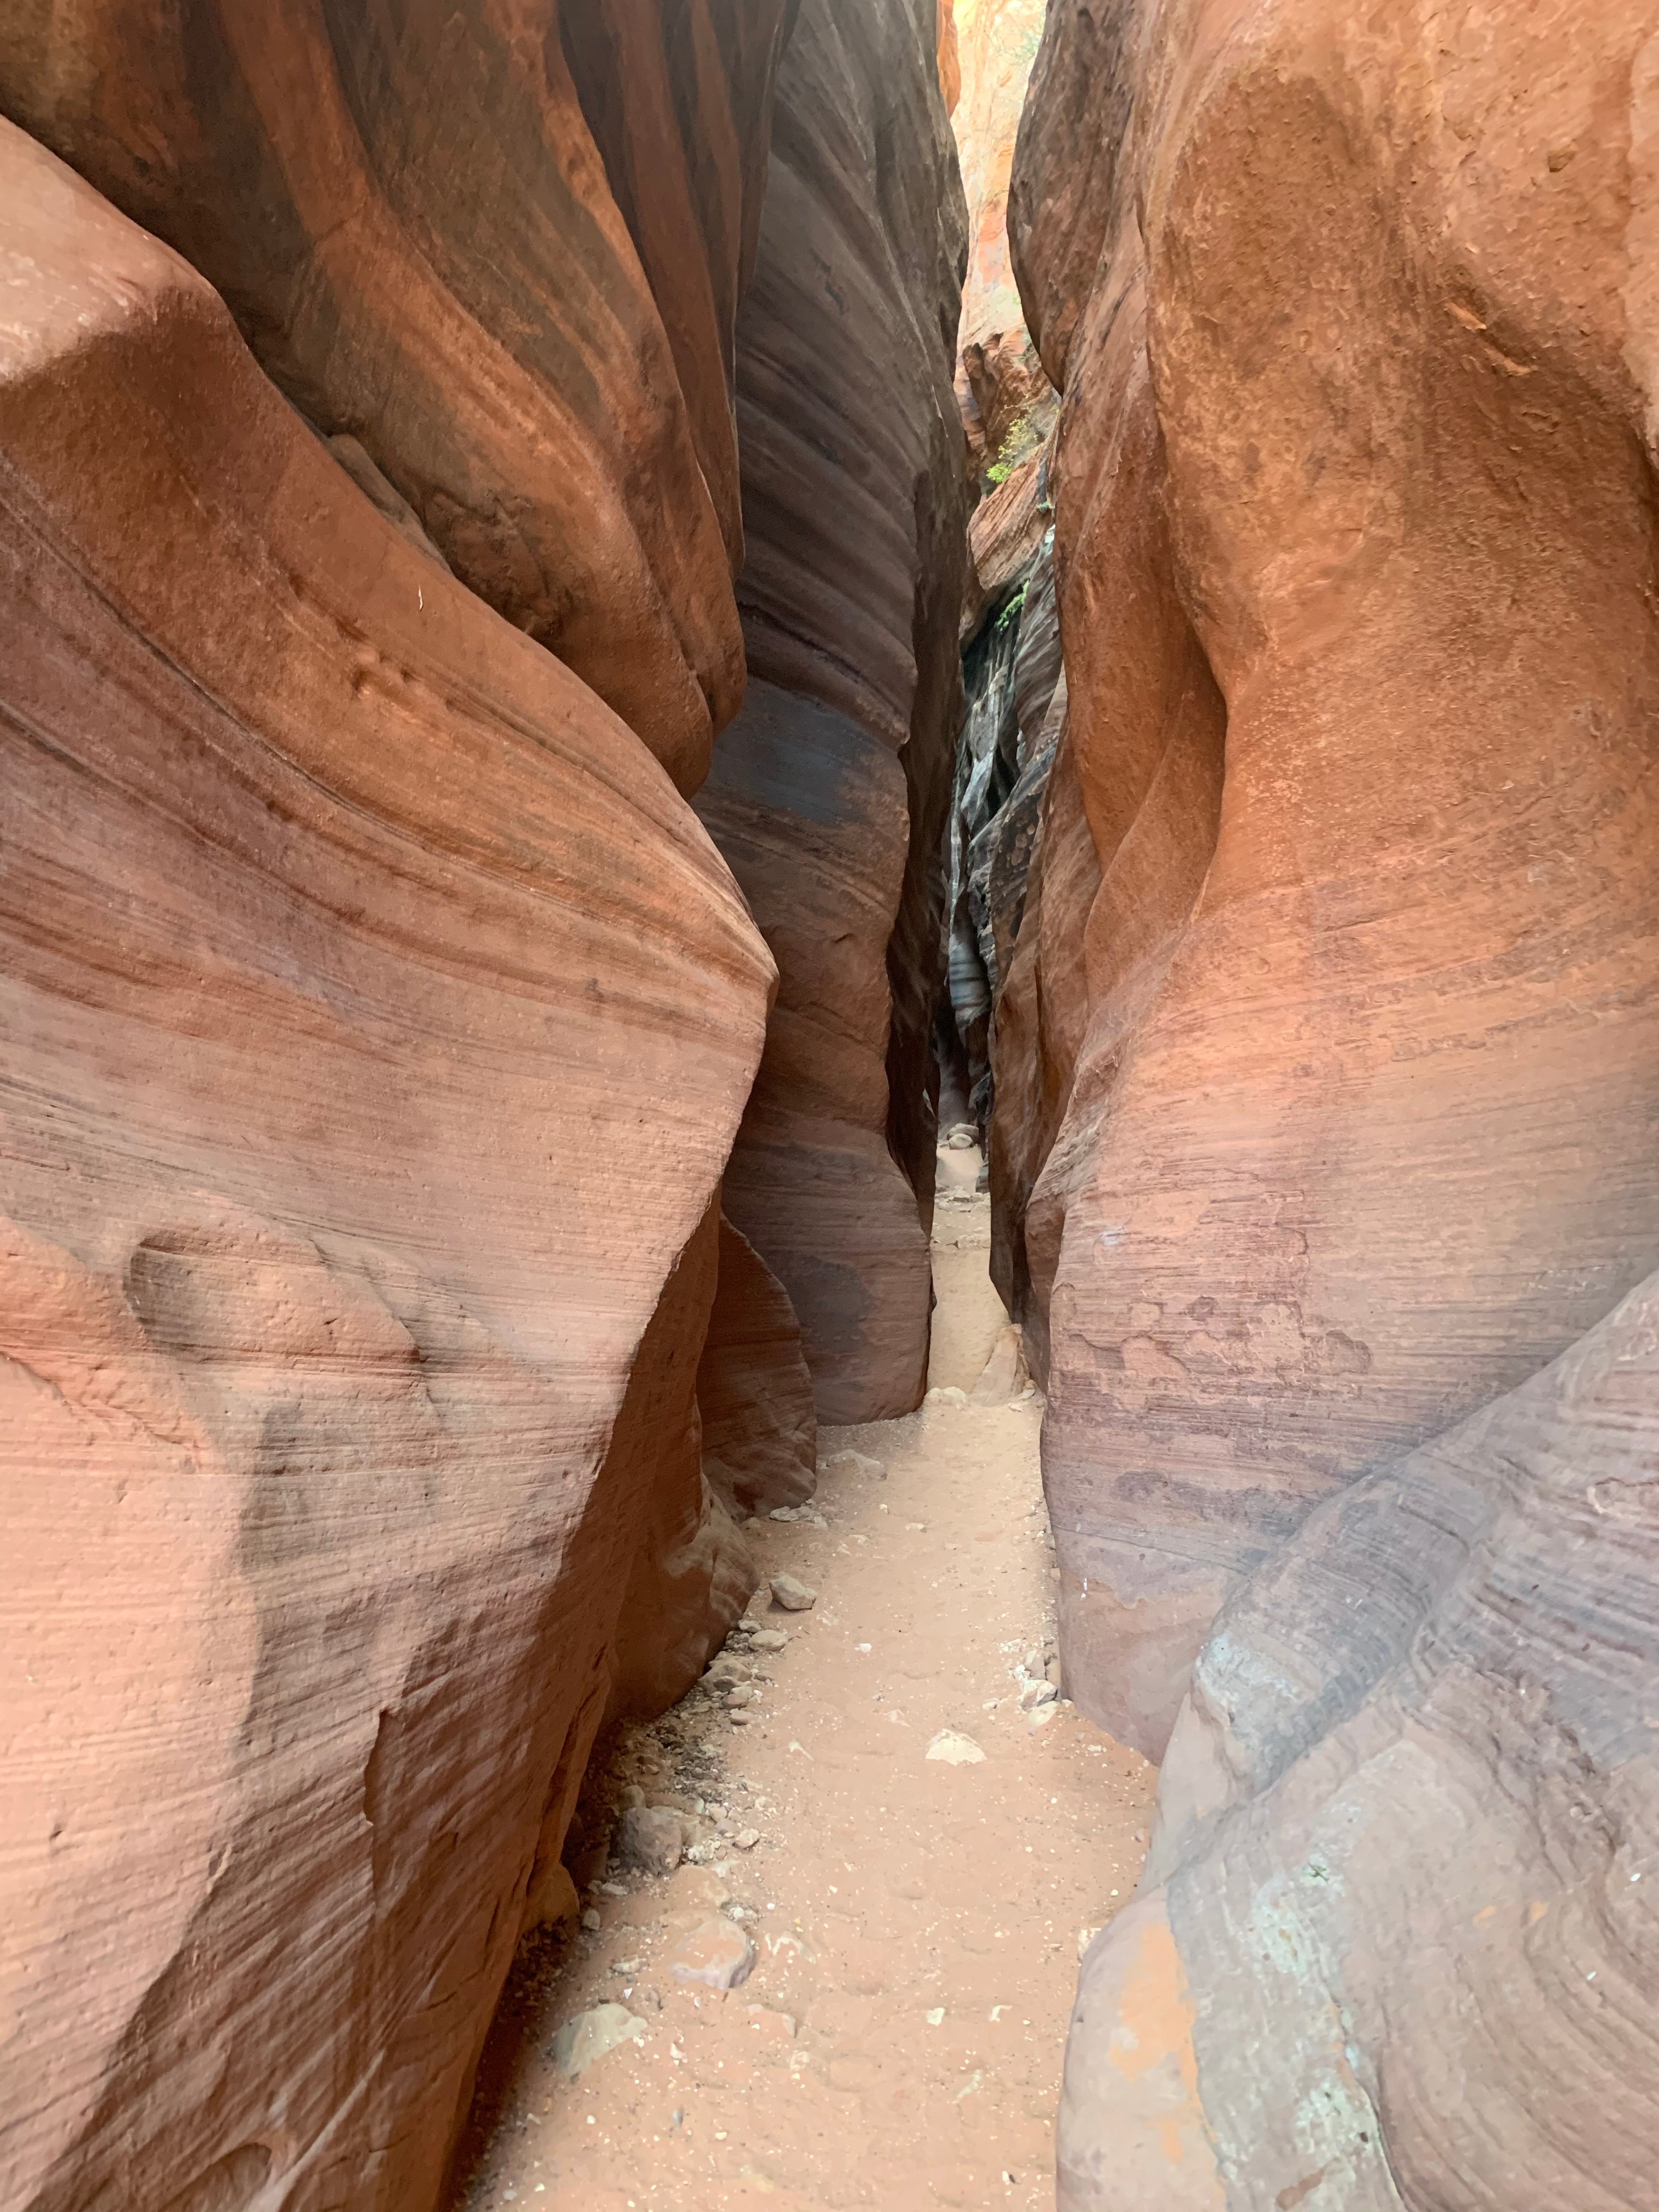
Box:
[0,0,795,791]
[697,1215,818,1521]
[0,125,771,2212]
[1060,1271,1659,2212]
[697,0,969,1424]
[1002,0,1659,1759]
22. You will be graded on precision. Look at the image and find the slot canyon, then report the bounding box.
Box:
[2,0,1657,2205]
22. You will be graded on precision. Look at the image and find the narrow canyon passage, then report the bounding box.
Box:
[7,4,1659,2209]
[443,1171,1154,2212]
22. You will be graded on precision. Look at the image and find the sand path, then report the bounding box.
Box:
[447,1179,1155,2211]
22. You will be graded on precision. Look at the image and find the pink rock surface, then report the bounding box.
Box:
[0,0,791,790]
[697,0,969,1425]
[0,124,770,2212]
[1063,1269,1659,2210]
[1004,0,1659,1758]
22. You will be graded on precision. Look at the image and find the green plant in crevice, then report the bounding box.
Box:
[992,582,1028,636]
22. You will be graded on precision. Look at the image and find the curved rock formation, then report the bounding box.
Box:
[698,0,968,1424]
[0,123,771,2212]
[1062,1268,1659,2211]
[0,0,794,790]
[1005,0,1659,1759]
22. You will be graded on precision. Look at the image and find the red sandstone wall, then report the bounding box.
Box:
[0,119,775,2211]
[696,0,970,1425]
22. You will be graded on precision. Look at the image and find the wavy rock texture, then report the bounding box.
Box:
[697,0,968,1425]
[0,125,771,2212]
[0,0,795,791]
[1003,0,1659,1759]
[1062,1269,1659,2211]
[941,504,1065,1136]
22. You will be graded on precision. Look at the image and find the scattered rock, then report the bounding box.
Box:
[944,1128,978,1150]
[749,1628,789,1652]
[704,1655,753,1692]
[520,1858,579,1936]
[734,1829,761,1850]
[1019,1680,1057,1711]
[616,1805,684,1877]
[926,2006,946,2024]
[1028,1701,1060,1730]
[821,1450,887,1480]
[924,1385,969,1408]
[550,2003,646,2079]
[668,1915,757,1991]
[770,1573,817,1611]
[729,1711,754,1729]
[580,1908,602,1932]
[727,1684,763,1707]
[660,1864,732,1928]
[926,1729,986,1765]
[1077,1927,1102,1960]
[746,2004,797,2040]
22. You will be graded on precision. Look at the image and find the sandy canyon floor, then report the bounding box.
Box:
[445,1171,1155,2211]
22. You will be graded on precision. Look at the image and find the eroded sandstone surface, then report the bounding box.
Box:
[0,0,794,791]
[696,0,969,1425]
[1003,0,1659,1758]
[991,0,1659,2201]
[0,107,775,2212]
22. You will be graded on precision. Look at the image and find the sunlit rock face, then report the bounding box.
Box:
[697,0,969,1426]
[948,0,1056,488]
[1004,0,1659,1760]
[0,0,797,792]
[1000,0,1659,2199]
[0,121,774,2212]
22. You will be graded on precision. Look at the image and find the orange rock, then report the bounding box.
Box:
[697,1214,818,1520]
[0,0,792,789]
[1005,0,1659,1757]
[668,1916,757,1992]
[1070,1268,1659,2210]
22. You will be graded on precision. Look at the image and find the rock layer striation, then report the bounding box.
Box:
[697,0,969,1425]
[997,0,1659,2203]
[0,120,772,2212]
[1003,0,1659,1758]
[0,0,795,790]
